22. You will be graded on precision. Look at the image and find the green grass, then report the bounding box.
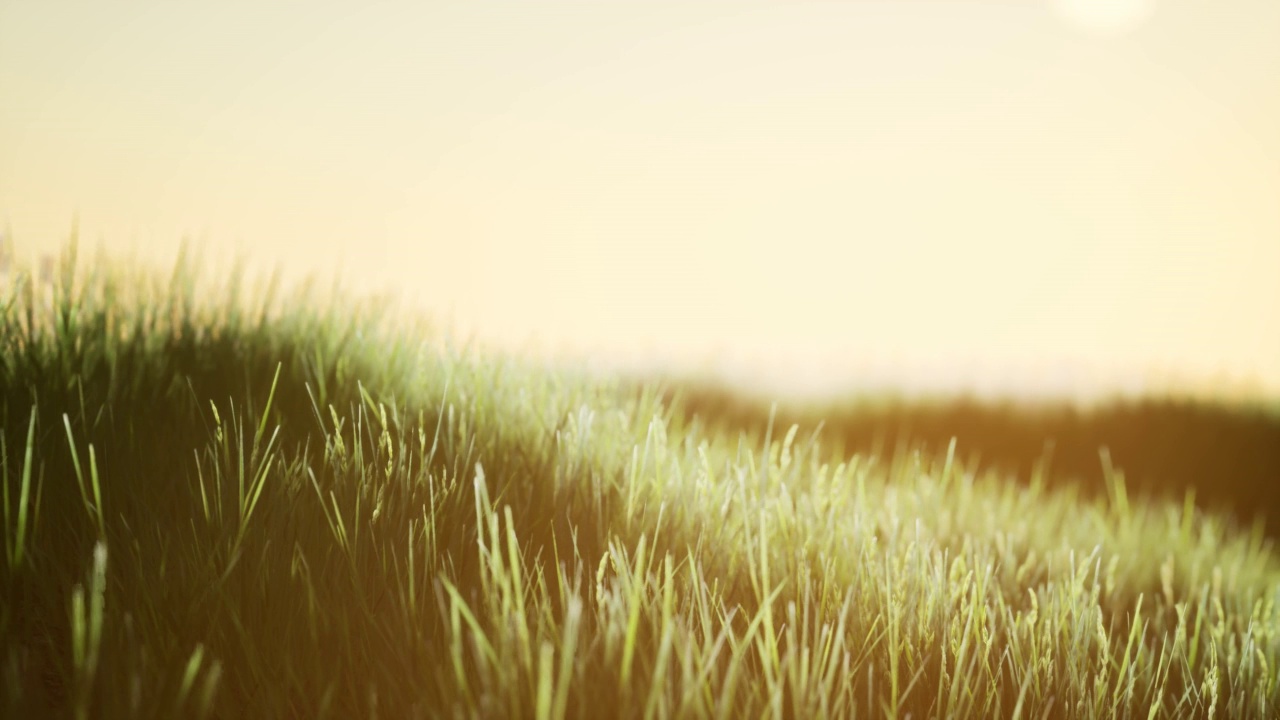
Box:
[2,242,1279,718]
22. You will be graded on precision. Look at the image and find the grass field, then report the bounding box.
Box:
[3,244,1280,718]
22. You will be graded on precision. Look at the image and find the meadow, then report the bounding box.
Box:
[3,244,1279,718]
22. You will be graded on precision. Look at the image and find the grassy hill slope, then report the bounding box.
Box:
[2,247,1279,718]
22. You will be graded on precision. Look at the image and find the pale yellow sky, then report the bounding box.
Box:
[2,1,1278,399]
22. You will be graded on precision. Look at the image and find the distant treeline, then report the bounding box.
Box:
[651,380,1280,534]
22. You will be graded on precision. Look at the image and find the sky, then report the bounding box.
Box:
[2,1,1278,399]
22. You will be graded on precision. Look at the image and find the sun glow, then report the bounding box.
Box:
[1052,0,1157,36]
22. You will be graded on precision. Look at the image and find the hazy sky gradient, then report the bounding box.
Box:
[2,1,1278,398]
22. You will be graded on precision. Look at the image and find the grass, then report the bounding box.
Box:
[649,380,1280,533]
[2,241,1279,718]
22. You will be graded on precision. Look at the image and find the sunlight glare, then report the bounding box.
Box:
[1052,0,1157,36]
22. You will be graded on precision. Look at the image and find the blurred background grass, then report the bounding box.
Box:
[643,376,1280,533]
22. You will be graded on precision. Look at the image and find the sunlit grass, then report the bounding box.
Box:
[2,242,1279,718]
